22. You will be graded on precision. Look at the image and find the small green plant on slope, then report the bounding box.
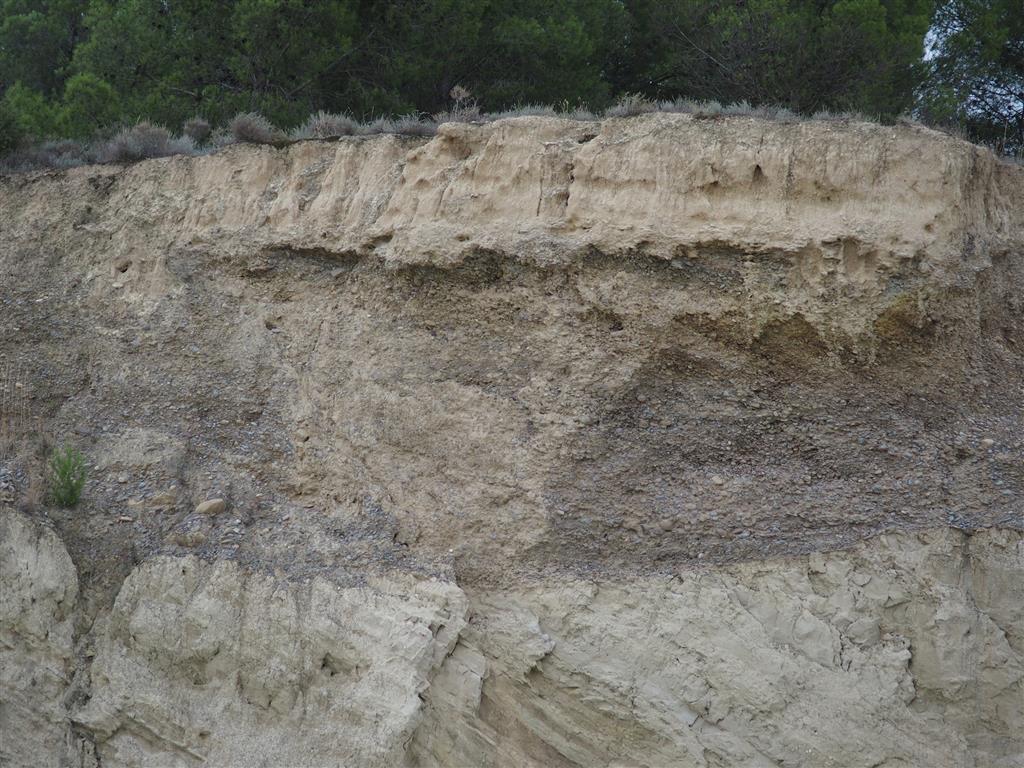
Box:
[49,444,87,507]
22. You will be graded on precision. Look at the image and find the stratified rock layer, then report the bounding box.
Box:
[2,510,1021,767]
[75,556,466,767]
[0,512,82,766]
[0,115,1022,766]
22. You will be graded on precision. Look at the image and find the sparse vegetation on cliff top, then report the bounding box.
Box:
[0,94,913,174]
[1,1,1019,162]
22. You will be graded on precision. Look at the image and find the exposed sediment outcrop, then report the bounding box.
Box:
[1,114,1022,766]
[0,512,83,766]
[3,510,1021,767]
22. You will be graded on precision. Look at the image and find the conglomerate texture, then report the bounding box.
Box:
[0,113,1021,766]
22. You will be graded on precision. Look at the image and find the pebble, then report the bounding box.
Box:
[622,517,643,533]
[171,529,207,547]
[711,475,726,486]
[195,498,227,516]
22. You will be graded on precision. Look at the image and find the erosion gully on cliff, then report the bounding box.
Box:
[1,113,1022,767]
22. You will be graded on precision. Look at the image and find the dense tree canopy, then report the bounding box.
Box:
[0,0,1020,151]
[612,0,935,116]
[919,0,1023,152]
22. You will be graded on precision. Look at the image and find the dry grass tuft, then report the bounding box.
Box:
[1,362,48,511]
[604,93,658,118]
[292,111,359,139]
[228,112,289,146]
[182,117,212,144]
[21,461,44,512]
[97,122,194,163]
[0,139,92,173]
[0,362,30,460]
[390,115,437,137]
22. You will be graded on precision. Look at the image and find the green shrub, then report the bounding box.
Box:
[60,73,120,138]
[0,101,24,156]
[3,83,61,139]
[48,444,87,507]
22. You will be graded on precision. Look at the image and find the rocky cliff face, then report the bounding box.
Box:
[1,114,1022,767]
[4,511,1021,767]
